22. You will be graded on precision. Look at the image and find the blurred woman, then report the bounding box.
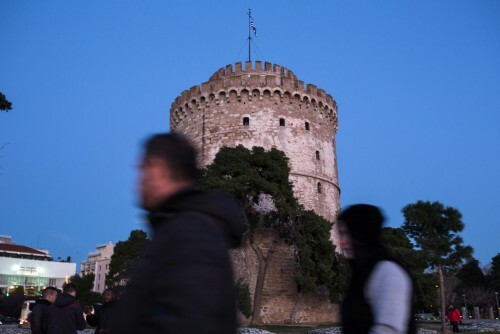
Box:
[338,204,416,334]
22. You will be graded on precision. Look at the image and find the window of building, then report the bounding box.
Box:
[317,182,322,194]
[243,117,250,126]
[305,122,310,131]
[316,151,320,160]
[280,118,285,126]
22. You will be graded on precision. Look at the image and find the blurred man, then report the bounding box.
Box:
[30,286,58,334]
[86,288,117,334]
[47,283,86,334]
[338,204,416,334]
[113,133,245,334]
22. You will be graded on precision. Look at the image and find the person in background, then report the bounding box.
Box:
[446,303,462,333]
[46,283,86,334]
[30,287,58,334]
[338,204,416,334]
[86,288,117,334]
[113,133,245,334]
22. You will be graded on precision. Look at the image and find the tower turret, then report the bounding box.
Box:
[170,61,340,243]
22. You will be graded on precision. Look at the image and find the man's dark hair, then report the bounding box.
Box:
[63,283,77,294]
[42,286,58,298]
[143,133,198,183]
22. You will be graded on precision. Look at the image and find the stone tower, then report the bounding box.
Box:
[170,61,340,243]
[169,61,341,323]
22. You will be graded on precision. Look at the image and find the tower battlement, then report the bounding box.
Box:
[171,62,338,130]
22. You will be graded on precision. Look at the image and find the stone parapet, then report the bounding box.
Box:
[170,62,338,130]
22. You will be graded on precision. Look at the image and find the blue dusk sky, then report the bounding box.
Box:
[1,1,499,268]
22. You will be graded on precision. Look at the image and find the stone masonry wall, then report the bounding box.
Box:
[231,230,339,324]
[170,61,341,323]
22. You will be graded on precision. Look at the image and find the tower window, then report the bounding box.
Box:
[317,182,322,194]
[305,122,310,131]
[316,151,320,160]
[243,117,250,126]
[279,118,285,126]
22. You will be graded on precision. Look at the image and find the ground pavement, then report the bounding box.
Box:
[1,321,499,333]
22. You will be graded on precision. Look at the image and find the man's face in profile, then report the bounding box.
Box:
[139,156,171,210]
[103,290,114,303]
[46,291,57,304]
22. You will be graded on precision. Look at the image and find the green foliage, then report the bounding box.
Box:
[294,210,348,303]
[402,200,472,270]
[69,273,101,308]
[417,273,439,311]
[0,92,12,111]
[487,253,500,291]
[235,280,253,318]
[456,259,486,290]
[200,145,346,303]
[106,230,149,291]
[200,145,298,238]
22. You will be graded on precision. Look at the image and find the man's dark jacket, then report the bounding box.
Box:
[46,293,87,334]
[86,300,117,333]
[30,299,51,334]
[113,188,245,334]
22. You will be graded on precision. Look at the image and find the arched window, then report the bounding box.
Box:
[243,117,250,126]
[305,122,310,131]
[316,151,320,160]
[279,118,285,126]
[317,182,322,194]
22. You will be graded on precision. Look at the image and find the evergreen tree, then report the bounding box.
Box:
[106,230,149,292]
[456,258,486,290]
[0,92,12,111]
[402,200,472,332]
[68,273,101,308]
[487,253,500,291]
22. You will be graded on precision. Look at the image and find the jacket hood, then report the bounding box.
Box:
[54,292,78,307]
[149,188,245,248]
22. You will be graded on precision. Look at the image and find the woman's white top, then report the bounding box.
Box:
[365,260,413,334]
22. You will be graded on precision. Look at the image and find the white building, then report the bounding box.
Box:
[0,236,76,295]
[80,241,114,293]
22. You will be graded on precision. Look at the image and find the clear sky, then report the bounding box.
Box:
[1,1,499,268]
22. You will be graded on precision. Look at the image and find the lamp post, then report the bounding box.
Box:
[495,292,499,319]
[462,294,467,319]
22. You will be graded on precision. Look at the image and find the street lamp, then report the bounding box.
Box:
[462,294,467,319]
[495,292,499,319]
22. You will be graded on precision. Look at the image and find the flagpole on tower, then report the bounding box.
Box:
[248,9,251,62]
[247,9,257,62]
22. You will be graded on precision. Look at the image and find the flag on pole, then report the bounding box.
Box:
[250,17,257,37]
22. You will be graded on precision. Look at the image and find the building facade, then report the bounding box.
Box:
[80,241,114,293]
[0,236,76,295]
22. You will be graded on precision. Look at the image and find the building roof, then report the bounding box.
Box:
[0,243,51,258]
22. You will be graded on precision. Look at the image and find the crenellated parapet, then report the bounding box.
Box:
[170,61,338,130]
